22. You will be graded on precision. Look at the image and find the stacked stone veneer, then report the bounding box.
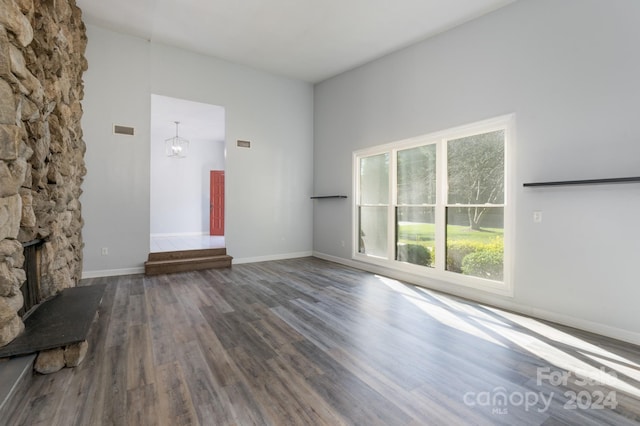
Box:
[0,0,87,346]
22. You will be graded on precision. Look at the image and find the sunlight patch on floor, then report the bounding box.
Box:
[375,274,640,399]
[376,275,507,348]
[582,353,640,384]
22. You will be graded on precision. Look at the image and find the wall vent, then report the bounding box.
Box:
[237,140,251,148]
[113,125,135,136]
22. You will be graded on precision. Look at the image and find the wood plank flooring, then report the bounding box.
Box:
[6,257,640,425]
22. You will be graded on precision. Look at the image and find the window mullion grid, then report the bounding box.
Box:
[388,149,398,261]
[353,114,513,294]
[445,203,505,208]
[353,154,361,257]
[434,140,447,271]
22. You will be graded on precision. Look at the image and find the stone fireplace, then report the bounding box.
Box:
[0,0,87,347]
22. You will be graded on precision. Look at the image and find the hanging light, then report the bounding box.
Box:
[165,121,189,158]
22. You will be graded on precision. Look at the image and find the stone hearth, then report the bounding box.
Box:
[0,0,87,346]
[0,284,105,361]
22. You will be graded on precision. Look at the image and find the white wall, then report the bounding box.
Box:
[81,27,151,275]
[313,0,640,343]
[82,25,314,275]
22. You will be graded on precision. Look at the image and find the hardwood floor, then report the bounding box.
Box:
[6,258,640,425]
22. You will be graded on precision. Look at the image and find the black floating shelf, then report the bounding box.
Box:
[310,195,348,199]
[523,176,640,187]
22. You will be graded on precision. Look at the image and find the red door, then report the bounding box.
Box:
[210,171,225,236]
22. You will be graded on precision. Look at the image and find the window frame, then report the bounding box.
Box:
[352,115,515,296]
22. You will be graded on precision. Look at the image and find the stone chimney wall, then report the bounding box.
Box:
[0,0,87,346]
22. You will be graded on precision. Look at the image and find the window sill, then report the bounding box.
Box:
[352,253,513,297]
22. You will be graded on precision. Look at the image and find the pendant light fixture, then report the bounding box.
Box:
[165,121,189,158]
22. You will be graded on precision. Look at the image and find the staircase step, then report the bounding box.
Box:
[144,254,232,276]
[147,248,227,262]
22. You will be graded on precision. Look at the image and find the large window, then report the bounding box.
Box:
[358,153,389,258]
[354,116,513,294]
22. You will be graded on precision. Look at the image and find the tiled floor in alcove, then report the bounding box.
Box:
[150,235,225,253]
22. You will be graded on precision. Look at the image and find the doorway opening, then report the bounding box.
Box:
[149,94,226,253]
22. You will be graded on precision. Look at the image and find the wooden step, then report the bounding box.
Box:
[147,248,228,262]
[144,248,232,275]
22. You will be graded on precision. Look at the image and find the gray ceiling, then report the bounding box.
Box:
[77,0,514,83]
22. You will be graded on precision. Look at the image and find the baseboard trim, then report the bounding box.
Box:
[312,251,640,346]
[82,251,313,279]
[81,267,145,279]
[80,251,314,277]
[526,308,640,347]
[232,251,313,265]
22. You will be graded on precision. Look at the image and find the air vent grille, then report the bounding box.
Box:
[113,125,135,136]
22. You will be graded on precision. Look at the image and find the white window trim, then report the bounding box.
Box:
[352,114,515,296]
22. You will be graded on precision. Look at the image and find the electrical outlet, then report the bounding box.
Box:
[533,211,542,223]
[101,247,109,255]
